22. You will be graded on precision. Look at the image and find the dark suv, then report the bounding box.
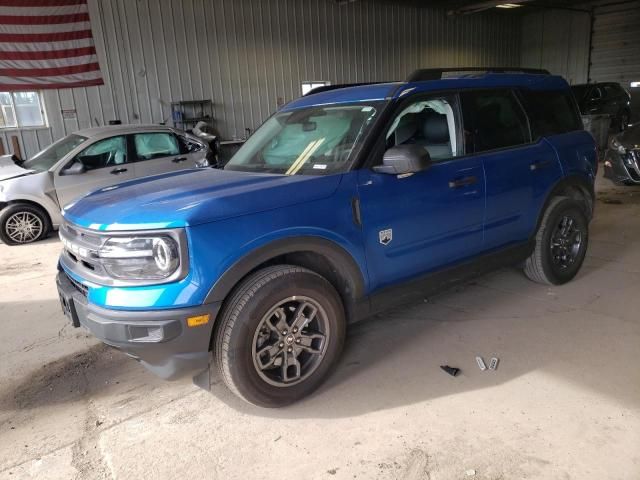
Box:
[572,82,632,131]
[56,68,597,407]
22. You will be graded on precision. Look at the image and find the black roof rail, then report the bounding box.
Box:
[407,67,551,82]
[304,82,389,96]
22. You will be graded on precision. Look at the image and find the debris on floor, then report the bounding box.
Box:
[489,357,499,371]
[465,468,476,476]
[476,356,487,371]
[601,198,623,205]
[440,365,460,377]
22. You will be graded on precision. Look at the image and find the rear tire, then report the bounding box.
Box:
[524,197,589,285]
[0,203,51,245]
[214,265,346,407]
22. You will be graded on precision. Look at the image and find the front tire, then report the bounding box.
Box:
[0,203,51,245]
[524,197,589,285]
[214,265,346,407]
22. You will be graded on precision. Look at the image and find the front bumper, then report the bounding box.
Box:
[603,148,640,185]
[56,270,220,380]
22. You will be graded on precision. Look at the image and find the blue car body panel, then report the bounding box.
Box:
[480,139,563,249]
[356,156,485,292]
[62,171,367,310]
[62,168,343,231]
[61,73,594,307]
[57,72,596,380]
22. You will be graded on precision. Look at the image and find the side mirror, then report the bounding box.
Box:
[61,161,86,176]
[373,145,432,175]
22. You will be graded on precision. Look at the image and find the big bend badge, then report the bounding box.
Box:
[379,229,393,246]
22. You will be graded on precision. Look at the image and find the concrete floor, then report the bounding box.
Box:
[0,172,639,480]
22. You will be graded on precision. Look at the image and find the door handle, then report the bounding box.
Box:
[448,176,477,189]
[172,156,187,163]
[110,168,128,175]
[530,159,553,171]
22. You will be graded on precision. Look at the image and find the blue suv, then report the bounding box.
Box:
[56,68,597,407]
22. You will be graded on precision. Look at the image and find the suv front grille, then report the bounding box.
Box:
[59,220,111,284]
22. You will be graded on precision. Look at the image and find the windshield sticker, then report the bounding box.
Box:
[313,164,327,170]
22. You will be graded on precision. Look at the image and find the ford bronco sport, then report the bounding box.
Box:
[56,68,597,407]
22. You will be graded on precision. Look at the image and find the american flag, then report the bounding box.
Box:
[0,0,103,91]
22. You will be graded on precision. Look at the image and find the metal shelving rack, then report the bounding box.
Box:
[170,99,213,129]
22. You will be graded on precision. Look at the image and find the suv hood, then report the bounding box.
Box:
[63,168,342,231]
[0,155,33,181]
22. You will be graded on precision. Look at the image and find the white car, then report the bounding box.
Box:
[0,124,210,245]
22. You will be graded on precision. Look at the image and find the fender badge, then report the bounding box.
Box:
[379,229,393,246]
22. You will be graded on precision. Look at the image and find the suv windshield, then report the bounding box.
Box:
[22,134,88,172]
[225,103,382,175]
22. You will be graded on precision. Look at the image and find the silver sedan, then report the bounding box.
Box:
[0,124,210,245]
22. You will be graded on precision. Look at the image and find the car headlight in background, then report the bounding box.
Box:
[609,136,626,154]
[98,235,181,281]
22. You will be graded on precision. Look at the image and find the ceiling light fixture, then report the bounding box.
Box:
[496,3,524,8]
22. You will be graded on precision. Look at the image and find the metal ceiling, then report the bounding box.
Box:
[333,0,593,14]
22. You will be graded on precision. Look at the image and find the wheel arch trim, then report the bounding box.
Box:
[203,235,367,308]
[535,174,595,232]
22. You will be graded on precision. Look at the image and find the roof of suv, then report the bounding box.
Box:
[283,72,570,111]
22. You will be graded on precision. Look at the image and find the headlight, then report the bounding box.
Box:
[98,235,181,281]
[609,136,626,154]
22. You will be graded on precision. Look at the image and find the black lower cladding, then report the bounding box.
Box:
[56,270,220,380]
[604,149,640,184]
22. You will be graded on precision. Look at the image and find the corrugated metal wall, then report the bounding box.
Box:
[2,0,522,159]
[589,0,640,86]
[520,8,591,85]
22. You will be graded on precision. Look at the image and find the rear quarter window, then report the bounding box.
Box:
[519,90,582,139]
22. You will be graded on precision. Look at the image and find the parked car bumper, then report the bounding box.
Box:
[603,148,640,185]
[56,269,220,380]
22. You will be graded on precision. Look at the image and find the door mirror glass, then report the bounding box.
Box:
[374,145,432,175]
[61,161,86,176]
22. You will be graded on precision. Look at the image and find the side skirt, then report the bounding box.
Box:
[352,240,535,322]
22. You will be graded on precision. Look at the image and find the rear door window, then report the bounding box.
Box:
[134,133,180,161]
[519,89,582,138]
[460,90,530,154]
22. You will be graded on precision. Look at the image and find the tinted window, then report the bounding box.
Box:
[75,136,127,170]
[603,84,624,97]
[385,94,459,161]
[134,133,180,160]
[571,85,589,102]
[519,89,582,138]
[460,90,530,154]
